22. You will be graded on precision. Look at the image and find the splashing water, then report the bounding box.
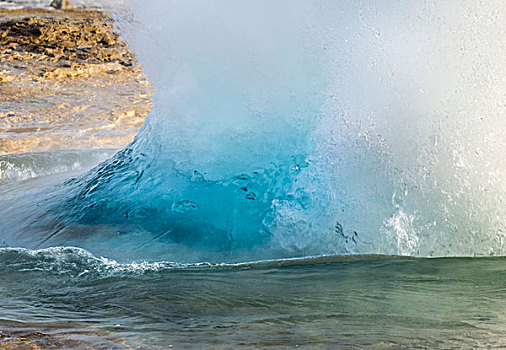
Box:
[2,1,506,262]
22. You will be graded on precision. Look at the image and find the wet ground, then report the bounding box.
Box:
[0,8,151,155]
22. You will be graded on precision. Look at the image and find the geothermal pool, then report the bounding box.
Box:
[1,0,506,348]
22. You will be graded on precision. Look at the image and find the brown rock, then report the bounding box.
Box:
[50,0,74,10]
[0,9,153,155]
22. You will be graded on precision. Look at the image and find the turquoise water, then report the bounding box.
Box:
[47,0,506,259]
[1,252,506,348]
[3,1,506,261]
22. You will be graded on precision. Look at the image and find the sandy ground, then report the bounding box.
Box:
[0,8,152,155]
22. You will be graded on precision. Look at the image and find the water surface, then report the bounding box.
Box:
[1,253,506,349]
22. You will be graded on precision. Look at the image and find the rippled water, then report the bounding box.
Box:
[2,252,506,349]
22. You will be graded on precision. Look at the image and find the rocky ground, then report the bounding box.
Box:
[0,323,129,349]
[0,8,152,155]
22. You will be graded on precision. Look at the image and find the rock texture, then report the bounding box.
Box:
[0,9,152,155]
[51,0,73,9]
[0,12,133,65]
[0,323,127,349]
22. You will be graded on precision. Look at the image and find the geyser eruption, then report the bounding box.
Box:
[4,1,506,262]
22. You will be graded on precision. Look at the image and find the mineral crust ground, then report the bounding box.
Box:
[0,8,152,155]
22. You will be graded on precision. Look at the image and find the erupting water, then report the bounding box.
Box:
[1,1,506,263]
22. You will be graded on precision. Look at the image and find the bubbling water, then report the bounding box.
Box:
[7,1,506,261]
